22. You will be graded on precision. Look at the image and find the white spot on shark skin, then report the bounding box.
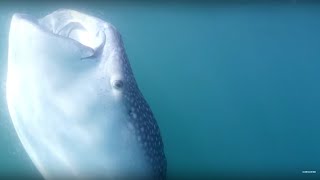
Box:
[6,9,166,179]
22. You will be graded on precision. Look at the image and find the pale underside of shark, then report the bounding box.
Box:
[6,9,166,179]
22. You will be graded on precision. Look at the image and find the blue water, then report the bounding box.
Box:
[1,2,320,179]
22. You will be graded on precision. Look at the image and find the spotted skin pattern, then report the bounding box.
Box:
[7,9,167,179]
[110,40,167,179]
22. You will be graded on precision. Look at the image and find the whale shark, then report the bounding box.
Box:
[6,9,166,179]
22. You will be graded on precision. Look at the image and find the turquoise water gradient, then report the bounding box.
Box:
[1,2,320,178]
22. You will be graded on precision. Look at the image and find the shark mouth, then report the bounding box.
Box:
[12,10,107,59]
[6,9,166,179]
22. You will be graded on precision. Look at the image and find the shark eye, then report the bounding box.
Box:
[112,80,124,90]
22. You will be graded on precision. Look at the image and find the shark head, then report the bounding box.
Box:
[6,9,166,179]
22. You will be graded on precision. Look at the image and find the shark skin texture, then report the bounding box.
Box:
[6,9,166,180]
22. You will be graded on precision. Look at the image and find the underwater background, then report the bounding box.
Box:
[1,1,320,179]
